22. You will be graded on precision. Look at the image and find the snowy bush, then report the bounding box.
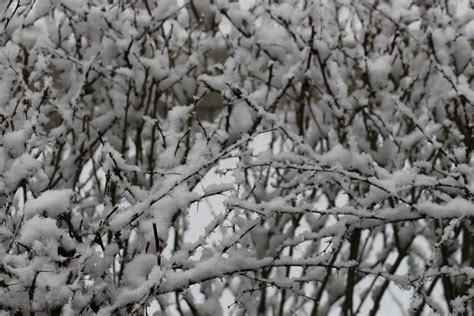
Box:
[0,0,473,315]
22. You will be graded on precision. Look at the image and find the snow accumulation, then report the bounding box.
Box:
[24,189,72,218]
[0,0,473,315]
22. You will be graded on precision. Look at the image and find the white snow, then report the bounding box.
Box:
[24,189,73,218]
[417,198,474,218]
[19,216,64,246]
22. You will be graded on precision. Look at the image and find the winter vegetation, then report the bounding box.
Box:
[0,0,473,315]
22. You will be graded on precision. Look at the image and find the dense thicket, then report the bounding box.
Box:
[0,0,473,315]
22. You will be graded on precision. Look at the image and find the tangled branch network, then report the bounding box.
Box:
[0,0,473,315]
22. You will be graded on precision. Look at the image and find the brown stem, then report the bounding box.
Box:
[152,222,161,267]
